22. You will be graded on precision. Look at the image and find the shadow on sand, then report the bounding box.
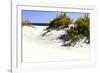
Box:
[58,33,71,47]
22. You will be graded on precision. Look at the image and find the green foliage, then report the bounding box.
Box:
[50,17,62,28]
[68,14,90,44]
[68,27,79,44]
[49,12,72,28]
[62,16,73,27]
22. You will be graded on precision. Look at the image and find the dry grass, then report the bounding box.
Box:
[22,20,35,28]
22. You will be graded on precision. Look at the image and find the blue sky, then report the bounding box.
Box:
[22,10,89,23]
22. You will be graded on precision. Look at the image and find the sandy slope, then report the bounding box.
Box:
[22,25,90,62]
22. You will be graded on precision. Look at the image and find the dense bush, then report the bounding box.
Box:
[68,27,79,44]
[68,14,90,44]
[49,12,72,28]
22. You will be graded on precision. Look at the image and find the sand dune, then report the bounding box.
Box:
[22,25,90,62]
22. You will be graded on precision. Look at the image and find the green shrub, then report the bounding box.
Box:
[50,18,62,28]
[68,27,79,44]
[68,14,90,45]
[49,12,72,28]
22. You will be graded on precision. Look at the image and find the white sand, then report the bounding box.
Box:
[22,25,90,62]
